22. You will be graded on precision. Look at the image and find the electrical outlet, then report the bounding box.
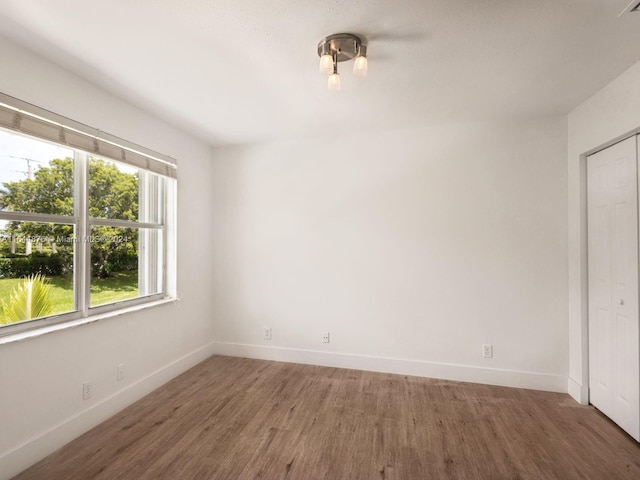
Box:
[483,344,493,358]
[264,327,272,340]
[117,363,126,381]
[82,382,93,400]
[322,331,330,344]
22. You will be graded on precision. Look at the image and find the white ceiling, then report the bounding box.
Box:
[0,0,639,146]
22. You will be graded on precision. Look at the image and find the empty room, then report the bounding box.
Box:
[1,1,640,479]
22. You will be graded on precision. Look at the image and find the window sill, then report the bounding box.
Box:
[0,297,178,346]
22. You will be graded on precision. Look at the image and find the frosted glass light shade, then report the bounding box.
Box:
[319,54,333,75]
[353,55,368,76]
[328,73,341,91]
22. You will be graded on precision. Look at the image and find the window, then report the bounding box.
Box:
[0,93,176,336]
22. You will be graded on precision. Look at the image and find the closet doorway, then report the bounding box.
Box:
[587,135,640,441]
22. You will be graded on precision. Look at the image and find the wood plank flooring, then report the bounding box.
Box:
[13,355,640,479]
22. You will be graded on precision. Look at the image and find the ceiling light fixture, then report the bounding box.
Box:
[317,33,367,91]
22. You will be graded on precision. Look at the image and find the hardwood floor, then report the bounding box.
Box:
[14,355,640,479]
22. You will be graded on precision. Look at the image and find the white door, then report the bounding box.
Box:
[587,135,640,441]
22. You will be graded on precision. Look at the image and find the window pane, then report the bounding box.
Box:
[89,226,163,307]
[0,221,75,326]
[89,157,139,221]
[0,129,74,216]
[90,225,138,307]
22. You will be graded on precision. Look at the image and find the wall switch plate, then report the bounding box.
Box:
[117,363,126,381]
[322,332,330,344]
[82,382,93,400]
[483,344,493,358]
[264,327,272,340]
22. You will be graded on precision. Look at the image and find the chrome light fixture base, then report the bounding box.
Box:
[317,33,363,62]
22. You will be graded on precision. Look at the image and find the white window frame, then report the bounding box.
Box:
[0,93,177,337]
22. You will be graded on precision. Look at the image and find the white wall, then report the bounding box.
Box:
[210,118,569,391]
[567,59,640,404]
[0,37,216,479]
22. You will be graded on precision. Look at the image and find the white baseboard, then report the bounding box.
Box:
[0,341,217,480]
[568,376,589,405]
[212,342,567,393]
